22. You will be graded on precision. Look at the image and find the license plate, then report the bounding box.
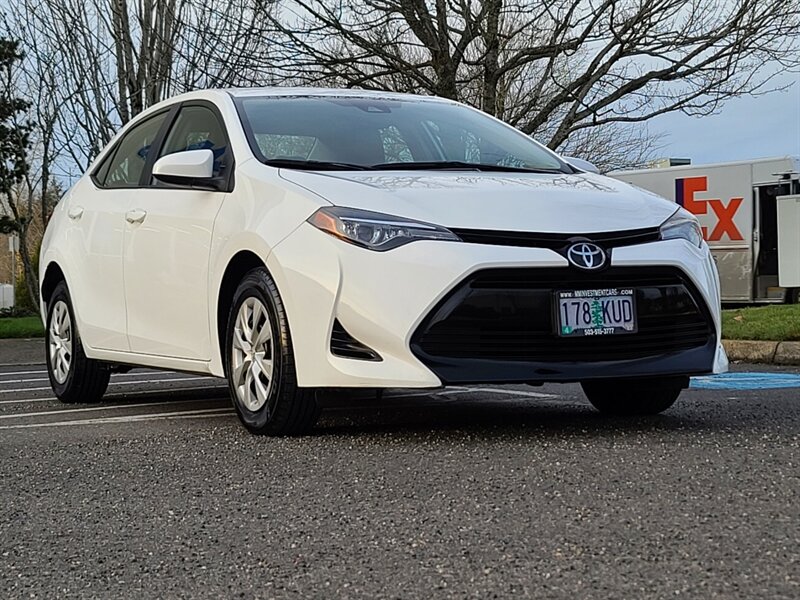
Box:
[555,288,637,337]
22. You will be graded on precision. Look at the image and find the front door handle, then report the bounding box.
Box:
[67,206,84,220]
[125,209,147,224]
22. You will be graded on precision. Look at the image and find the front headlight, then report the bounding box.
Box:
[660,209,703,247]
[308,207,461,251]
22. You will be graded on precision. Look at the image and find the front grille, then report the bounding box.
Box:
[411,267,714,363]
[449,227,661,250]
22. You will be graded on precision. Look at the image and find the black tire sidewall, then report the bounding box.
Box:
[582,377,683,416]
[225,269,288,432]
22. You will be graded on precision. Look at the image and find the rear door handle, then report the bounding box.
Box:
[125,209,147,224]
[67,206,84,220]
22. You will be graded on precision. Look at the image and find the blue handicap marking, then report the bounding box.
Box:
[691,372,800,390]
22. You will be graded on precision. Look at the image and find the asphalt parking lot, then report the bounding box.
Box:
[1,349,799,599]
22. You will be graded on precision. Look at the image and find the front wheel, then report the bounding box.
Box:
[581,376,687,416]
[224,267,319,436]
[46,281,110,403]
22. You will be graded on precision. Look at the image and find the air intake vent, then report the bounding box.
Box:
[330,319,382,361]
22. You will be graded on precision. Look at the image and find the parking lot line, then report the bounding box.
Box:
[0,385,229,405]
[0,372,215,385]
[0,368,168,378]
[691,372,800,390]
[0,398,229,420]
[468,387,558,398]
[0,369,49,377]
[0,407,235,430]
[0,376,217,394]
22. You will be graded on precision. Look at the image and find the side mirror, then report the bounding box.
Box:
[564,156,600,174]
[152,149,223,190]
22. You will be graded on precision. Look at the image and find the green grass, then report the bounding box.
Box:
[722,304,800,342]
[0,316,45,339]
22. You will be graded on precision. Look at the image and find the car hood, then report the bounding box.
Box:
[279,170,678,233]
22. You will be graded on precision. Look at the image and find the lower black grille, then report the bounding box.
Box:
[411,267,714,364]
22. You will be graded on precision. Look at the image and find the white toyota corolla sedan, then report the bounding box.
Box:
[39,88,728,435]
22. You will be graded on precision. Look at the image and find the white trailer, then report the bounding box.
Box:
[613,156,800,303]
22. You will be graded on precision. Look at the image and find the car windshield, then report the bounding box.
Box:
[235,95,571,173]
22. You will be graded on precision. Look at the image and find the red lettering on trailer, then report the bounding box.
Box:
[677,177,709,215]
[707,198,744,241]
[675,176,744,242]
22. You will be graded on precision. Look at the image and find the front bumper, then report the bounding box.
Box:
[269,224,728,388]
[410,266,716,384]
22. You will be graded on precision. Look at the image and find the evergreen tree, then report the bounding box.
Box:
[0,39,35,310]
[0,39,30,212]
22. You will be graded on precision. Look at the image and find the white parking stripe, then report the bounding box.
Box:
[0,369,167,378]
[0,398,229,420]
[0,397,55,405]
[469,387,558,398]
[0,376,216,394]
[0,373,215,385]
[383,387,467,399]
[0,369,48,377]
[0,385,229,405]
[0,408,235,430]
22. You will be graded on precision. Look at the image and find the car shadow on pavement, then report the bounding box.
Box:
[310,387,799,439]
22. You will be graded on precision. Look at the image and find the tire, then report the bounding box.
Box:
[224,267,319,436]
[788,289,800,304]
[45,281,110,403]
[581,376,687,416]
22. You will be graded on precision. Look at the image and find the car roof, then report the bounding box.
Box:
[135,88,455,123]
[222,87,448,103]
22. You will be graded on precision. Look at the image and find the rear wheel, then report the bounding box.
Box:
[224,267,319,436]
[46,281,110,403]
[788,288,800,304]
[581,376,686,416]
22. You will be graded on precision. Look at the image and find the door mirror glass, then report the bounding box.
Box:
[564,156,600,174]
[152,149,217,188]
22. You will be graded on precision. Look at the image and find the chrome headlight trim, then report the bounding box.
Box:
[308,207,461,251]
[660,208,703,247]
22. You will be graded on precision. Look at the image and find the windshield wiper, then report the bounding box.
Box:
[264,158,566,173]
[368,161,565,173]
[263,158,372,171]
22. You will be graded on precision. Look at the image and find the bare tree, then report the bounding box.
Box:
[265,0,800,166]
[6,0,278,175]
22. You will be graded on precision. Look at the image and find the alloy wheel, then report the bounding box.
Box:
[49,300,73,384]
[231,297,275,412]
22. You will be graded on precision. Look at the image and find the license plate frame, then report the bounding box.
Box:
[554,288,637,337]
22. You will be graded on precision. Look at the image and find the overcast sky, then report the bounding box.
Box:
[649,71,800,166]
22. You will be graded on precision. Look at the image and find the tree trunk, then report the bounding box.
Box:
[481,0,501,116]
[17,225,39,313]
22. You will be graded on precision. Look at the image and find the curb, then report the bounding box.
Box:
[722,340,800,366]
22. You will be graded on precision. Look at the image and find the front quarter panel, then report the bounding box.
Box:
[39,188,73,321]
[206,160,331,376]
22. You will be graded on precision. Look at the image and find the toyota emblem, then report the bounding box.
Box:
[566,242,606,270]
